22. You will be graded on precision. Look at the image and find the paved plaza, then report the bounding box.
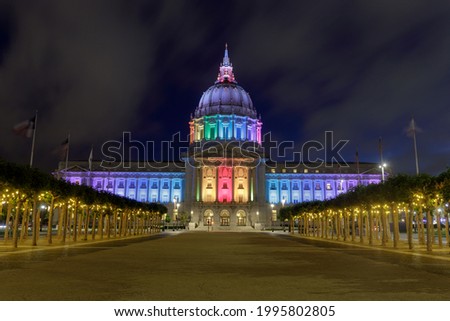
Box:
[1,231,450,300]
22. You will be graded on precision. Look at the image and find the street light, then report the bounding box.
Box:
[270,203,275,232]
[379,163,387,182]
[256,211,259,223]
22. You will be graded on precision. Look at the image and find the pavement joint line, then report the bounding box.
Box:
[282,233,450,262]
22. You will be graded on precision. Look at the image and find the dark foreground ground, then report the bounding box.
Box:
[1,231,450,300]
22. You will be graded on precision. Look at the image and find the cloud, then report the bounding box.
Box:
[0,1,161,167]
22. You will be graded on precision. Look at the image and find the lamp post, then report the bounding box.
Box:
[172,197,178,227]
[281,197,286,232]
[256,211,259,223]
[270,203,275,232]
[379,163,387,182]
[176,203,180,230]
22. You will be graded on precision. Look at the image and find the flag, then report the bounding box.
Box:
[88,146,93,171]
[13,116,36,138]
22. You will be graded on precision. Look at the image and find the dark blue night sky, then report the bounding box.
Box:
[0,1,449,174]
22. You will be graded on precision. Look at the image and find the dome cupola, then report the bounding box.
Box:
[194,45,257,118]
[189,45,262,145]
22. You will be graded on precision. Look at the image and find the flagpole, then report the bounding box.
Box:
[355,148,360,185]
[65,133,70,170]
[88,144,93,171]
[378,136,384,165]
[88,145,93,188]
[411,118,420,175]
[30,110,38,168]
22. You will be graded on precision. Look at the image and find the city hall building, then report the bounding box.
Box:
[59,46,381,230]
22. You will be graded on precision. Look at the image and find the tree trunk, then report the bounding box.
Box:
[436,208,442,248]
[106,215,111,239]
[20,201,29,241]
[391,205,399,249]
[374,217,379,242]
[445,211,450,248]
[380,209,387,246]
[368,208,373,246]
[351,210,355,242]
[57,205,64,239]
[321,216,325,238]
[72,202,78,242]
[426,210,433,252]
[31,194,39,246]
[62,202,69,243]
[118,212,123,237]
[99,213,104,239]
[418,208,425,245]
[407,205,414,249]
[47,196,55,244]
[77,208,83,238]
[383,209,390,244]
[12,201,22,248]
[364,214,369,244]
[91,211,97,240]
[359,211,363,244]
[335,216,340,240]
[113,210,118,238]
[123,213,128,237]
[4,202,13,242]
[83,208,90,241]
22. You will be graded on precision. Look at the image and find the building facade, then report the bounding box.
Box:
[59,46,381,230]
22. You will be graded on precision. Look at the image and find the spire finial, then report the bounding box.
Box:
[223,43,230,66]
[216,43,236,84]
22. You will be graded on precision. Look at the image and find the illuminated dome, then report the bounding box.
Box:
[194,45,257,118]
[195,83,256,118]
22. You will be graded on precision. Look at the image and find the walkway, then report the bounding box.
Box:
[1,231,449,300]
